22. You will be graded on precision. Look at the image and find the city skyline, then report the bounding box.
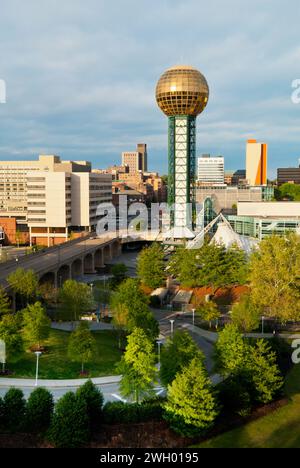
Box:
[1,1,300,178]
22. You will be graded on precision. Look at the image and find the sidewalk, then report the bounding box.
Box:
[0,375,121,389]
[51,322,114,332]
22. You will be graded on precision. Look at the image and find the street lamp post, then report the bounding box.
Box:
[170,319,175,338]
[35,351,42,387]
[157,340,162,369]
[192,308,195,326]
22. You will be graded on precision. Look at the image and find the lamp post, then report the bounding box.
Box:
[157,340,162,369]
[192,308,196,326]
[35,351,42,387]
[170,319,175,338]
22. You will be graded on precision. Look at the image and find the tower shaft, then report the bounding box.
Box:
[168,116,196,233]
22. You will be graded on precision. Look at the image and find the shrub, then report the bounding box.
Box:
[25,387,54,433]
[103,399,164,424]
[3,388,26,432]
[76,380,104,429]
[47,392,89,448]
[218,373,253,417]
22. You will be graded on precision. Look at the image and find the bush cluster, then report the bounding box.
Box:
[102,399,164,425]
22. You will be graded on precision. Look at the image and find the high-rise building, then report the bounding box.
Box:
[122,143,148,174]
[246,139,268,186]
[156,65,209,238]
[197,155,224,185]
[27,171,112,246]
[277,166,300,186]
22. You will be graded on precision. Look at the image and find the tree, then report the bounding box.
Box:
[277,183,300,201]
[249,233,300,321]
[215,324,248,376]
[68,322,97,373]
[48,392,89,448]
[58,280,95,322]
[112,302,128,349]
[137,243,165,289]
[22,302,51,350]
[164,358,219,437]
[169,242,247,290]
[248,340,283,404]
[0,287,11,318]
[0,315,23,371]
[231,295,261,333]
[111,279,159,341]
[197,301,221,329]
[26,387,54,432]
[7,268,39,307]
[3,388,26,432]
[76,380,104,429]
[160,330,204,387]
[111,263,128,288]
[118,328,157,403]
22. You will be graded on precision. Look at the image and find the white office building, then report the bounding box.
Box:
[197,155,225,185]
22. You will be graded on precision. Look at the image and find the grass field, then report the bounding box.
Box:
[7,329,122,380]
[197,363,300,448]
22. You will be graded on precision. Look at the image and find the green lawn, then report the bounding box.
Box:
[197,364,300,448]
[7,329,122,380]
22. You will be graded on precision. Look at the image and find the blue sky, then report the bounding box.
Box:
[1,0,300,178]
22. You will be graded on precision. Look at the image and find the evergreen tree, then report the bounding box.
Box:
[164,358,219,437]
[26,387,54,432]
[160,330,204,387]
[119,328,157,403]
[215,324,248,376]
[48,392,89,448]
[76,380,104,429]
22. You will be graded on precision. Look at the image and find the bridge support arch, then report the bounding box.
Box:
[84,253,95,274]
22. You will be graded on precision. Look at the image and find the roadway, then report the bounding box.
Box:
[0,235,117,289]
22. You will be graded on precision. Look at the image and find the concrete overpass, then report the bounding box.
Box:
[0,234,122,291]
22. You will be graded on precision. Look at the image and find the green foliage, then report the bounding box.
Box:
[137,243,165,289]
[215,324,248,376]
[0,287,11,317]
[7,268,39,306]
[197,301,221,328]
[68,322,97,373]
[164,358,219,437]
[22,301,51,349]
[169,242,248,290]
[103,399,164,424]
[111,279,159,341]
[0,314,23,368]
[277,183,300,201]
[111,263,128,287]
[216,325,283,410]
[231,295,261,333]
[25,387,54,432]
[249,233,300,321]
[58,280,95,322]
[118,328,157,403]
[218,372,252,417]
[76,380,104,429]
[3,388,26,432]
[160,330,204,387]
[248,340,283,404]
[48,392,89,448]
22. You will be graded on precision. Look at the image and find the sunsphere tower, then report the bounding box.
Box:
[156,65,209,238]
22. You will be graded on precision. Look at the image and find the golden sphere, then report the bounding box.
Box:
[156,65,209,117]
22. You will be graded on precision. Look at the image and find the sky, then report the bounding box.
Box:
[1,0,300,178]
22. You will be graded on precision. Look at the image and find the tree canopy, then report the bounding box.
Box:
[248,233,300,321]
[68,321,97,373]
[137,243,166,289]
[160,330,204,387]
[22,301,51,349]
[164,357,219,437]
[58,280,95,322]
[0,287,11,318]
[7,268,39,306]
[119,328,157,403]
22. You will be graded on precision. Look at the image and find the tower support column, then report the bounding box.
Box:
[168,115,196,237]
